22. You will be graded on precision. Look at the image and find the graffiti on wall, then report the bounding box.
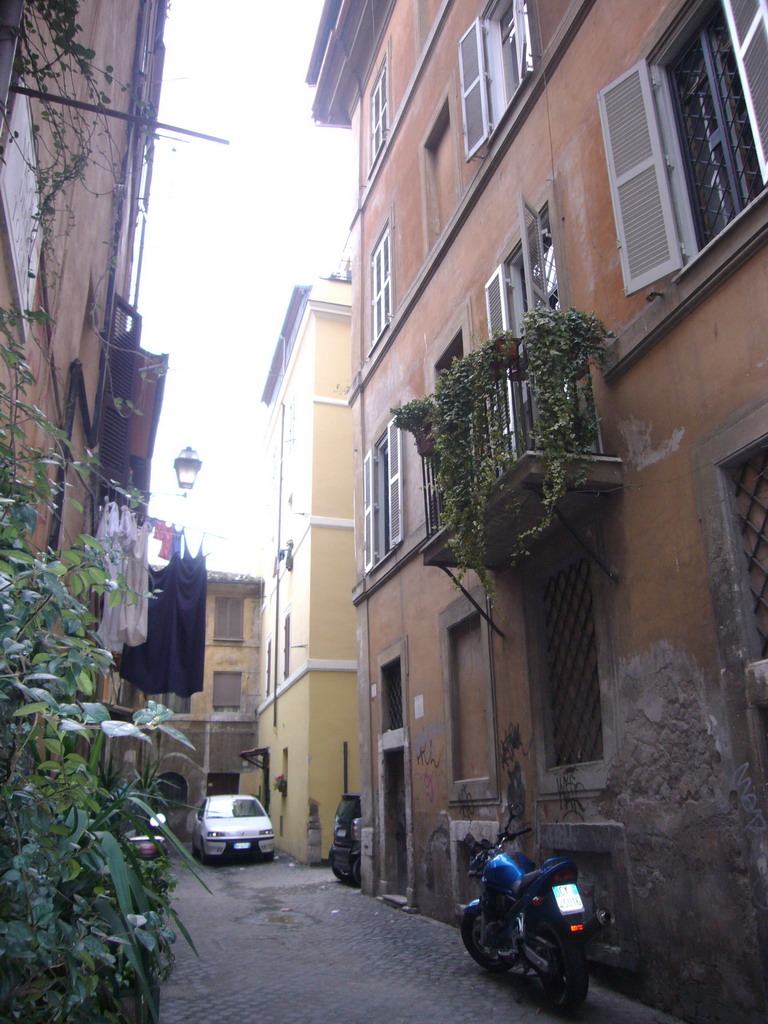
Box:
[732,761,768,911]
[499,721,531,814]
[556,765,586,821]
[416,738,444,805]
[457,783,475,820]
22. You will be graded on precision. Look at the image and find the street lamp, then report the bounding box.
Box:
[173,447,202,492]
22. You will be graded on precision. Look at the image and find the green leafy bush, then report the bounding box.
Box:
[0,336,195,1023]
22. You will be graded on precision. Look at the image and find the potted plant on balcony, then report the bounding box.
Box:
[391,395,437,456]
[409,311,610,593]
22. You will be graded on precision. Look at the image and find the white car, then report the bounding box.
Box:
[192,794,275,863]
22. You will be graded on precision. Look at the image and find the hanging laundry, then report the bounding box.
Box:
[117,517,151,647]
[120,546,207,699]
[154,520,174,560]
[171,525,184,557]
[96,502,138,652]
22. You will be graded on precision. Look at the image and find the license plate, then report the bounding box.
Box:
[553,883,584,915]
[232,842,251,850]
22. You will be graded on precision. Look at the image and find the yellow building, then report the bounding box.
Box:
[122,570,265,839]
[258,275,358,863]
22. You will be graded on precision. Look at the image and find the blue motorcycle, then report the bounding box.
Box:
[460,806,612,1010]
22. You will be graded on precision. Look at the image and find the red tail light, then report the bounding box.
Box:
[552,867,577,884]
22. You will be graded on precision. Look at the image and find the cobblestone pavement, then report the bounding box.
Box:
[160,851,684,1024]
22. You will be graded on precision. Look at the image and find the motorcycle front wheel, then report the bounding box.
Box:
[460,912,513,973]
[528,924,588,1010]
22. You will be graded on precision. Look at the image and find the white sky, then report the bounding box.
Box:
[139,0,354,575]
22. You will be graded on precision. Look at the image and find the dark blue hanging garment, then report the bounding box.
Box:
[120,547,207,698]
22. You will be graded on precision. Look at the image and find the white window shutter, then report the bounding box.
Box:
[514,0,529,82]
[459,20,491,158]
[363,450,375,572]
[387,420,403,547]
[722,0,768,183]
[518,194,549,308]
[485,265,510,334]
[598,61,682,295]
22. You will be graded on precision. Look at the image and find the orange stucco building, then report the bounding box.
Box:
[310,1,768,1020]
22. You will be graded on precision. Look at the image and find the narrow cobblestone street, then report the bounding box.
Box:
[160,852,684,1024]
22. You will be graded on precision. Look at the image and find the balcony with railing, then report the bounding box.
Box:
[395,316,622,579]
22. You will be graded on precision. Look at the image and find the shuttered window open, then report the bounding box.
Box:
[518,194,550,307]
[598,61,683,294]
[485,265,510,334]
[387,419,403,547]
[363,450,375,572]
[371,227,391,343]
[459,20,492,158]
[722,0,768,182]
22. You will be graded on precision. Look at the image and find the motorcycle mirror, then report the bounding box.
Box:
[507,802,523,820]
[463,833,476,847]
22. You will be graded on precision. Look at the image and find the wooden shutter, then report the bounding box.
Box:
[459,20,491,158]
[363,450,375,571]
[215,597,243,639]
[212,671,242,709]
[514,0,529,83]
[100,296,142,487]
[722,0,768,182]
[387,419,403,548]
[518,194,549,307]
[485,265,510,333]
[598,61,682,294]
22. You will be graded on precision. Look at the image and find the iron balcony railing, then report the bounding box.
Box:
[421,371,537,538]
[420,368,607,541]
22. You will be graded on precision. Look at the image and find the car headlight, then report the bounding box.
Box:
[258,830,273,837]
[207,831,226,838]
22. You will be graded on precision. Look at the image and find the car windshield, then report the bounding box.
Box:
[207,797,266,819]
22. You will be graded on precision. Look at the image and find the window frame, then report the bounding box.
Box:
[458,2,533,159]
[524,529,615,798]
[439,588,498,804]
[371,225,392,344]
[370,58,389,166]
[363,419,403,573]
[598,0,768,295]
[212,670,242,712]
[213,595,244,641]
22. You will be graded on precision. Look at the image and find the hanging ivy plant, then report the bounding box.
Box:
[518,306,609,547]
[391,315,610,594]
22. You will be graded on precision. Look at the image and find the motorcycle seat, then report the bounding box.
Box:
[511,869,541,897]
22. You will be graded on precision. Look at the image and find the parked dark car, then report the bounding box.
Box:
[329,793,361,886]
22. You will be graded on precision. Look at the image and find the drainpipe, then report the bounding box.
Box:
[272,403,285,730]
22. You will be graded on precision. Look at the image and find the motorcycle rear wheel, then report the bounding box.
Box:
[460,913,513,973]
[529,924,588,1010]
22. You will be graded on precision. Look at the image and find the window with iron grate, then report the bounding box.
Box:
[670,7,762,248]
[598,0,768,295]
[732,448,768,659]
[542,557,603,767]
[382,657,403,731]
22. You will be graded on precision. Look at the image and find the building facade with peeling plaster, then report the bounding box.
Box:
[308,2,768,1021]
